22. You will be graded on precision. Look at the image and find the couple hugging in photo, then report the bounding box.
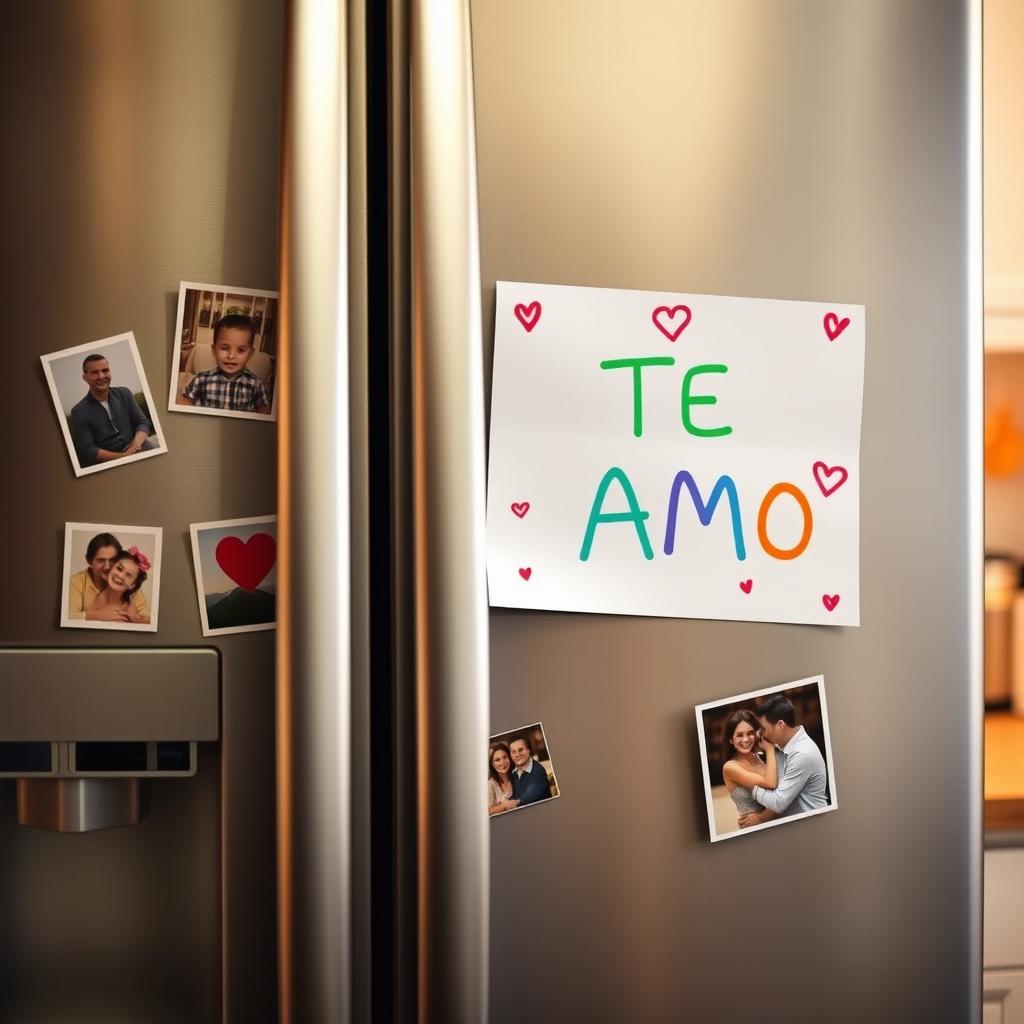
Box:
[487,734,553,816]
[721,693,827,829]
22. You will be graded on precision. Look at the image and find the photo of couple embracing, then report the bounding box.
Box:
[487,723,559,818]
[697,677,837,842]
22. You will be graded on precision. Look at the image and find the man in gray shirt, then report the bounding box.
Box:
[68,353,153,468]
[739,693,828,828]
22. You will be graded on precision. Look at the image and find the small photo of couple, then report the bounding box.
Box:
[487,722,559,818]
[695,675,837,842]
[60,523,163,632]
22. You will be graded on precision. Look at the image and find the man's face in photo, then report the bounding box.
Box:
[509,739,531,768]
[758,715,780,746]
[83,358,112,394]
[88,544,119,582]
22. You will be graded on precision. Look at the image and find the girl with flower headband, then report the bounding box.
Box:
[84,544,152,624]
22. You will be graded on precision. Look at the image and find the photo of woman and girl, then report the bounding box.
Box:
[61,524,162,632]
[696,677,837,841]
[487,723,559,818]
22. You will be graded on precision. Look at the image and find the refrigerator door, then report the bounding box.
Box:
[0,2,284,1020]
[473,2,981,1021]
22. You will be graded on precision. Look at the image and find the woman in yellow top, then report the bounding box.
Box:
[67,532,151,623]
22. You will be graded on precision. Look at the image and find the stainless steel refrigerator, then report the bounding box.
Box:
[1,1,982,1022]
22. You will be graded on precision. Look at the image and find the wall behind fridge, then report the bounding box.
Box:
[474,2,980,1022]
[0,2,283,1020]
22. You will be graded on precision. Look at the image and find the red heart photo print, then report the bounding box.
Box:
[190,515,278,636]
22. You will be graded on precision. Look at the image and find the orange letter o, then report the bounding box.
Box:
[757,483,813,560]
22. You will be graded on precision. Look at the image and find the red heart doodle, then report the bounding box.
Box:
[518,567,532,581]
[739,579,753,594]
[514,301,542,333]
[215,533,277,592]
[510,501,530,519]
[822,594,840,612]
[812,461,848,497]
[652,304,692,342]
[823,312,850,341]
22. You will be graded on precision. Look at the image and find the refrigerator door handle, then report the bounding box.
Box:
[278,0,353,1021]
[411,1,491,1021]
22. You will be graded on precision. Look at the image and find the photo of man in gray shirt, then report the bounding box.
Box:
[69,353,154,467]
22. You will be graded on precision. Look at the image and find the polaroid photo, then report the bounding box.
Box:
[169,281,279,421]
[487,722,560,818]
[41,333,168,477]
[695,675,837,842]
[190,516,277,636]
[60,522,163,632]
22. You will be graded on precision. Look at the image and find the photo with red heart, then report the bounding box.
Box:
[189,515,278,636]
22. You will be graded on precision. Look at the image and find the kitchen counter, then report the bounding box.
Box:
[986,711,1024,843]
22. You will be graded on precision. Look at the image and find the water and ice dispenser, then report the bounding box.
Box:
[0,648,219,832]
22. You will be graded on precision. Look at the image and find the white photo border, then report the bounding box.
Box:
[60,521,163,633]
[694,674,838,843]
[169,280,280,422]
[189,515,278,637]
[40,332,168,478]
[488,720,561,819]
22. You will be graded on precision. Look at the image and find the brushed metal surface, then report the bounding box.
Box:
[18,778,143,832]
[0,746,222,1024]
[346,2,374,1021]
[0,648,219,740]
[0,1,283,1020]
[388,5,418,1018]
[278,0,353,1021]
[411,2,491,1021]
[472,2,981,1022]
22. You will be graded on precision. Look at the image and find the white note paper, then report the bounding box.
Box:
[486,281,865,626]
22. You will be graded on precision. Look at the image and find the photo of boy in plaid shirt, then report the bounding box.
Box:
[180,314,272,414]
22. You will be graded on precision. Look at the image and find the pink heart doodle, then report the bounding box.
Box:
[651,304,692,342]
[739,579,753,594]
[823,312,850,341]
[514,301,542,333]
[518,567,532,581]
[812,461,848,497]
[822,594,840,612]
[510,501,530,519]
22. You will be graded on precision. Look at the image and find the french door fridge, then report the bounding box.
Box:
[1,0,981,1022]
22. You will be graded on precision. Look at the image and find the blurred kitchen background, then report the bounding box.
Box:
[984,1,1024,1015]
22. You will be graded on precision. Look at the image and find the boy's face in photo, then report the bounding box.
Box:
[213,327,255,378]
